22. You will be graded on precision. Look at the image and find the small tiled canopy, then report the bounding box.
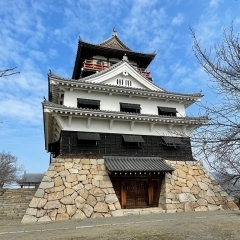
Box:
[104,156,174,175]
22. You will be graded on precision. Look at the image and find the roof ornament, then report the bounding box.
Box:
[112,27,117,36]
[122,53,128,62]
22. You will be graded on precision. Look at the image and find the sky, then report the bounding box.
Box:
[0,0,240,174]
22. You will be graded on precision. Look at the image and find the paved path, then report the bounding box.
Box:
[0,210,240,239]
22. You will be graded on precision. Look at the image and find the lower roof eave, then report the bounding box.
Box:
[43,104,208,126]
[108,170,173,176]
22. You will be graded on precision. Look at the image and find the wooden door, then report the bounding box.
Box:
[125,180,148,208]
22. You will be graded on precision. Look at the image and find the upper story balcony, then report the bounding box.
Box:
[82,60,151,79]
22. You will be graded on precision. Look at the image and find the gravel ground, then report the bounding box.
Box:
[0,210,240,240]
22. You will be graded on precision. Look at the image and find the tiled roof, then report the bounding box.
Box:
[104,156,174,172]
[99,35,132,51]
[18,173,44,183]
[78,38,156,56]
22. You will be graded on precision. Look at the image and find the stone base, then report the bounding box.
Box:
[22,158,238,223]
[159,160,239,212]
[22,157,123,223]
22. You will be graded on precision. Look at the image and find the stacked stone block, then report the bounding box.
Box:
[159,160,239,212]
[22,158,123,223]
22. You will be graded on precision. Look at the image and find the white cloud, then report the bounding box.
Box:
[48,49,58,58]
[210,0,222,7]
[0,95,43,126]
[172,13,184,26]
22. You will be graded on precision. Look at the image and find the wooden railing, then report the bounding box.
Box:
[138,68,151,78]
[82,60,151,78]
[83,60,110,71]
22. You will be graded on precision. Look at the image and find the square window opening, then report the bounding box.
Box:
[120,103,141,114]
[77,98,100,110]
[158,107,177,117]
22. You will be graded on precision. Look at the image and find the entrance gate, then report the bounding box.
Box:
[111,178,162,209]
[125,180,148,208]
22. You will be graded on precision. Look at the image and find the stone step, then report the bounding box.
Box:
[0,197,33,200]
[123,207,165,216]
[0,206,28,209]
[0,193,35,196]
[0,198,33,202]
[0,214,22,220]
[0,189,35,220]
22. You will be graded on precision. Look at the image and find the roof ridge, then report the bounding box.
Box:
[99,35,132,51]
[78,38,156,56]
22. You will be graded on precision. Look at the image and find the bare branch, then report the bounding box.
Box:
[190,25,240,198]
[0,67,20,78]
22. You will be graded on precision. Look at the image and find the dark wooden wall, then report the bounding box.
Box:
[52,131,194,160]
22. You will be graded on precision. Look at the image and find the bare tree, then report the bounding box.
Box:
[0,67,20,78]
[0,152,24,188]
[190,26,240,198]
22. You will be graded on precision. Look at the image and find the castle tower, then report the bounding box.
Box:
[22,29,238,223]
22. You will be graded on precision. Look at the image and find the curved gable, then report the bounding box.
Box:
[83,61,164,91]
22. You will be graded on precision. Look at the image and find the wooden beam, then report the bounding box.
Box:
[130,121,135,131]
[68,116,72,127]
[87,118,91,128]
[150,122,155,132]
[182,125,187,134]
[109,119,114,130]
[121,180,126,208]
[148,179,153,207]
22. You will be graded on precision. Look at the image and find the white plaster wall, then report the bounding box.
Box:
[60,117,191,136]
[64,89,186,116]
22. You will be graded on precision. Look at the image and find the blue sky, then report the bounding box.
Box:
[0,0,240,174]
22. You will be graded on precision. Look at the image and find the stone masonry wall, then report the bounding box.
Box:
[159,160,239,212]
[22,158,123,223]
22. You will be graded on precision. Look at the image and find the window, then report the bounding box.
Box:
[117,79,124,86]
[117,79,132,87]
[77,98,100,110]
[77,132,101,146]
[122,134,144,147]
[125,80,131,86]
[158,107,177,117]
[120,103,141,113]
[162,136,184,148]
[59,93,64,105]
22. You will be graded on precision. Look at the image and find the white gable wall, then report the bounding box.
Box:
[83,61,164,91]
